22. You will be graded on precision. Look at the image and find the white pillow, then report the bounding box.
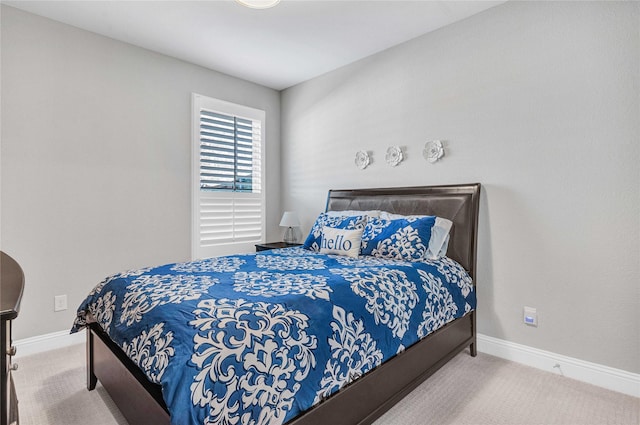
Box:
[379,211,423,220]
[379,212,453,259]
[325,209,382,218]
[427,217,453,259]
[319,226,363,258]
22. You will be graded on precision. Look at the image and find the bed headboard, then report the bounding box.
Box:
[325,183,481,282]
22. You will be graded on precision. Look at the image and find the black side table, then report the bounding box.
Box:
[255,242,302,252]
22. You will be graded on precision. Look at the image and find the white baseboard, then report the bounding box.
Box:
[477,333,640,398]
[13,329,640,398]
[14,330,85,358]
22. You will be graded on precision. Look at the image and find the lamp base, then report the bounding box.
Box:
[283,227,296,244]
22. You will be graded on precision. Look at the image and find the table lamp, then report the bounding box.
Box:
[279,211,300,244]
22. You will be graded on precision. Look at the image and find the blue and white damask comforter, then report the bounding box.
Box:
[72,247,475,425]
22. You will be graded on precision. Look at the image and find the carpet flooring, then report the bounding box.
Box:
[12,342,639,425]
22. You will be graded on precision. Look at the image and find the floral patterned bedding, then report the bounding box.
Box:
[72,247,476,425]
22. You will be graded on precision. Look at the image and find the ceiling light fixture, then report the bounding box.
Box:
[235,0,281,9]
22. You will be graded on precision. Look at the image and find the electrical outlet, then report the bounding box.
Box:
[523,306,537,327]
[54,295,68,312]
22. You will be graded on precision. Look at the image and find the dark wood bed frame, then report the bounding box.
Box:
[86,183,481,425]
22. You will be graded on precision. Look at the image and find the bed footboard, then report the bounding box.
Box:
[87,322,170,425]
[86,313,474,425]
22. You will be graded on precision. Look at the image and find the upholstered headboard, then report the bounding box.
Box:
[325,183,481,282]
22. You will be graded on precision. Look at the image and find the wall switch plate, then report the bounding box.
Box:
[523,306,537,327]
[54,294,68,312]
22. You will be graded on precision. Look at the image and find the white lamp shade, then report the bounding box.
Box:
[279,211,300,227]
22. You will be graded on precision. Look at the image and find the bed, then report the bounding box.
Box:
[75,183,481,425]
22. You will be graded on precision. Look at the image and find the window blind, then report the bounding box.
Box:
[199,110,262,193]
[192,94,265,259]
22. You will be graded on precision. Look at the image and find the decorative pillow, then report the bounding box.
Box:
[379,212,453,259]
[303,213,368,252]
[319,226,363,258]
[361,216,436,261]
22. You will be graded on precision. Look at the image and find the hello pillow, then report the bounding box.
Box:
[303,213,368,252]
[319,226,363,258]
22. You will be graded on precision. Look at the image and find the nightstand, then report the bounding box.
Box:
[255,242,302,252]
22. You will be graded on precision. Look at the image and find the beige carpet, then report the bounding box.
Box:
[13,343,639,425]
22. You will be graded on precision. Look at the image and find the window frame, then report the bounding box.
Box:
[191,93,266,259]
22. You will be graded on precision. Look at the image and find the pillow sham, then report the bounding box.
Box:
[319,226,363,258]
[361,216,436,261]
[378,212,453,259]
[303,213,368,252]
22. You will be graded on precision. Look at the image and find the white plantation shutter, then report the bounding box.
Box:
[198,193,263,245]
[192,94,265,259]
[199,110,262,192]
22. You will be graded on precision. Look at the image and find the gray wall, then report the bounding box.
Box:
[0,6,281,339]
[281,1,639,373]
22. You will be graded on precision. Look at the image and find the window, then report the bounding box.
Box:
[191,94,265,259]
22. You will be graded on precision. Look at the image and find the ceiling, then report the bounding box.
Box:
[4,0,506,90]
